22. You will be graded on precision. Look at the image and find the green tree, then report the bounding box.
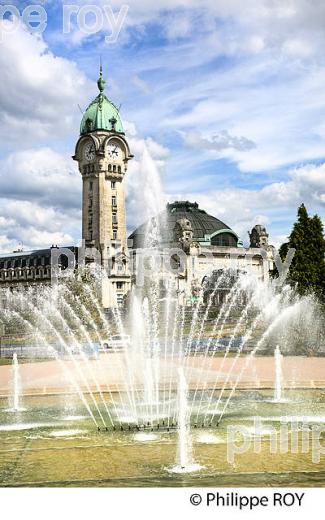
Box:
[280,204,325,300]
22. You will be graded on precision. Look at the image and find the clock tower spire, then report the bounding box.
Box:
[73,67,133,307]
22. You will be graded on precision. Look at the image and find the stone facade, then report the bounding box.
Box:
[73,131,133,308]
[129,201,274,304]
[0,247,77,288]
[177,244,271,305]
[0,70,275,308]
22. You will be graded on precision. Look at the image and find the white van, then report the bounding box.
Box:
[100,334,130,352]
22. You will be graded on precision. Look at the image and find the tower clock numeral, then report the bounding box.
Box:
[84,142,95,161]
[108,142,122,161]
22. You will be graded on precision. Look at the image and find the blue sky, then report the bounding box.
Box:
[0,0,325,251]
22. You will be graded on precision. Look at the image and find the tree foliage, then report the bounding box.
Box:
[280,204,325,301]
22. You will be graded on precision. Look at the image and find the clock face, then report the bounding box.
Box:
[107,142,122,161]
[84,142,95,161]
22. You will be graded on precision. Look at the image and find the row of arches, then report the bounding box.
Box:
[0,266,51,283]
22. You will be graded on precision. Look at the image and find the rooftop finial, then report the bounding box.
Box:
[97,58,105,93]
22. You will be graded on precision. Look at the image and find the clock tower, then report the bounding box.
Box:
[73,67,133,306]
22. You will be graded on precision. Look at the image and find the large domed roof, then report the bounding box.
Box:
[129,201,241,248]
[80,67,124,135]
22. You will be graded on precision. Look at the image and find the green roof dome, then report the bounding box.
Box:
[80,67,124,135]
[129,201,241,248]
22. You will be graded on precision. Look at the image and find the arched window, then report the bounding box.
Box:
[211,233,237,247]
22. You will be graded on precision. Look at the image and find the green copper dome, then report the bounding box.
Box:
[80,67,124,135]
[129,201,242,248]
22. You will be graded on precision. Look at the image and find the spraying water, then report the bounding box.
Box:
[168,367,201,473]
[274,345,283,402]
[177,367,190,469]
[10,353,23,412]
[0,135,319,483]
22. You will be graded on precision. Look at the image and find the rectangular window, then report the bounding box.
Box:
[89,181,93,192]
[117,293,124,305]
[112,212,117,224]
[111,181,116,189]
[116,282,123,290]
[113,230,117,240]
[112,196,117,207]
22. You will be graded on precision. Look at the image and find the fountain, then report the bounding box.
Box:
[177,367,191,469]
[0,267,314,428]
[0,148,323,487]
[0,268,324,486]
[8,352,24,412]
[168,367,201,473]
[274,345,283,402]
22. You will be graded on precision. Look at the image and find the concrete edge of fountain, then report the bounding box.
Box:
[1,380,325,399]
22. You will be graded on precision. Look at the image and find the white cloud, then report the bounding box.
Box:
[183,130,256,152]
[1,0,325,253]
[0,18,93,252]
[167,160,325,246]
[163,12,193,40]
[0,147,81,253]
[96,0,325,178]
[132,75,151,95]
[86,0,325,60]
[0,18,93,148]
[282,38,314,58]
[128,133,169,160]
[0,148,81,209]
[0,199,77,253]
[140,55,325,173]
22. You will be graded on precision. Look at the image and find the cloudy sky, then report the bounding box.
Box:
[0,0,325,252]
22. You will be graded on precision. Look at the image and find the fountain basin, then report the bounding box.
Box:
[1,389,325,487]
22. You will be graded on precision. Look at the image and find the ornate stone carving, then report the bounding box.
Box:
[249,224,269,248]
[173,218,193,253]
